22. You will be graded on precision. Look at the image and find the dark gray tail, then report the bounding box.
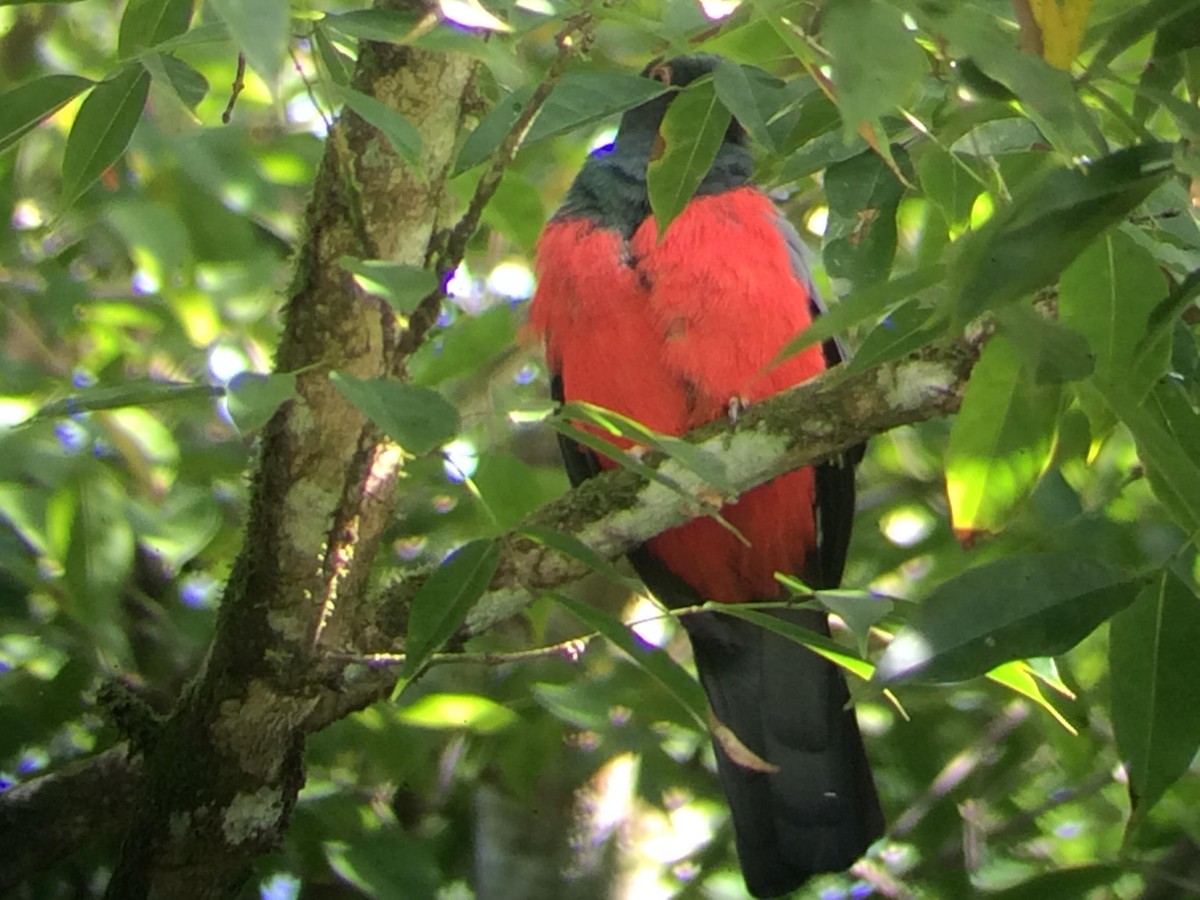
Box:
[682,607,884,899]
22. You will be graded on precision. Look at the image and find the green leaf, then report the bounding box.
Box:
[331,85,422,168]
[468,453,561,532]
[312,23,352,86]
[986,661,1076,733]
[875,554,1139,684]
[981,865,1125,900]
[1089,0,1200,70]
[710,604,875,682]
[1129,79,1200,139]
[1146,380,1200,471]
[711,58,779,151]
[776,127,866,183]
[564,401,731,494]
[554,593,708,728]
[339,256,437,314]
[207,0,289,84]
[325,832,439,900]
[530,681,609,731]
[905,1,1101,157]
[815,590,894,658]
[152,54,209,110]
[544,418,692,505]
[823,0,926,139]
[1059,231,1169,396]
[948,143,1173,322]
[510,72,672,163]
[105,197,189,280]
[520,525,642,592]
[918,149,986,234]
[118,0,192,58]
[64,475,135,664]
[403,539,500,676]
[696,15,791,65]
[995,304,1094,385]
[396,692,517,733]
[843,300,945,377]
[945,335,1061,539]
[774,264,946,365]
[0,485,51,557]
[1140,268,1200,365]
[224,372,296,434]
[61,64,151,208]
[823,148,909,290]
[774,84,839,147]
[136,485,222,571]
[480,170,545,250]
[410,306,516,387]
[1148,2,1200,58]
[427,34,523,87]
[454,85,534,175]
[321,9,421,43]
[1109,571,1200,820]
[1086,378,1200,534]
[455,73,669,175]
[0,74,93,155]
[146,20,228,53]
[647,79,731,237]
[26,379,216,422]
[329,372,460,456]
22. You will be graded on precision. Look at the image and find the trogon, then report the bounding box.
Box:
[528,55,885,898]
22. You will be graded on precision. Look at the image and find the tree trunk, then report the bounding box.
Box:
[103,28,476,899]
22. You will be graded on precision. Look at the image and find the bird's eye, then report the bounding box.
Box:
[647,64,673,85]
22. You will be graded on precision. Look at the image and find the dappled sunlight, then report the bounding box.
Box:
[2,0,1198,896]
[880,505,935,548]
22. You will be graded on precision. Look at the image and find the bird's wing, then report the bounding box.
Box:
[770,209,865,589]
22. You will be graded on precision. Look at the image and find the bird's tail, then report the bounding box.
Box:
[682,606,884,899]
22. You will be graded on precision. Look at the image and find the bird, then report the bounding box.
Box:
[527,54,884,898]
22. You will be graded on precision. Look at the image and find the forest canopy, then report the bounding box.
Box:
[1,0,1200,898]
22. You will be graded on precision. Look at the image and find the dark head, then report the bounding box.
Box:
[554,54,752,232]
[613,54,749,157]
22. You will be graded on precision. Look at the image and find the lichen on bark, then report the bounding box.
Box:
[102,36,478,900]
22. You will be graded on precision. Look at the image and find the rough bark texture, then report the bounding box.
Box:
[101,30,477,900]
[4,327,980,887]
[312,334,982,726]
[373,338,980,642]
[1,12,987,891]
[0,744,142,893]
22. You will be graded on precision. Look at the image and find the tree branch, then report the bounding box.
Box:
[8,13,979,887]
[398,10,596,362]
[101,24,480,900]
[8,328,983,883]
[437,338,972,636]
[0,745,142,893]
[316,335,981,725]
[91,8,605,897]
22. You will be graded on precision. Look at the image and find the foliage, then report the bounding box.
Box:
[1,0,1200,897]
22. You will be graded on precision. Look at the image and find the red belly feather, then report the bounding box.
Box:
[530,188,826,602]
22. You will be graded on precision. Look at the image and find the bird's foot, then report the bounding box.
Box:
[727,395,750,425]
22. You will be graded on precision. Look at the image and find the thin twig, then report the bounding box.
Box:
[976,768,1112,850]
[398,11,597,359]
[339,599,821,667]
[221,53,246,124]
[891,700,1030,839]
[437,12,595,272]
[290,44,333,133]
[330,634,595,669]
